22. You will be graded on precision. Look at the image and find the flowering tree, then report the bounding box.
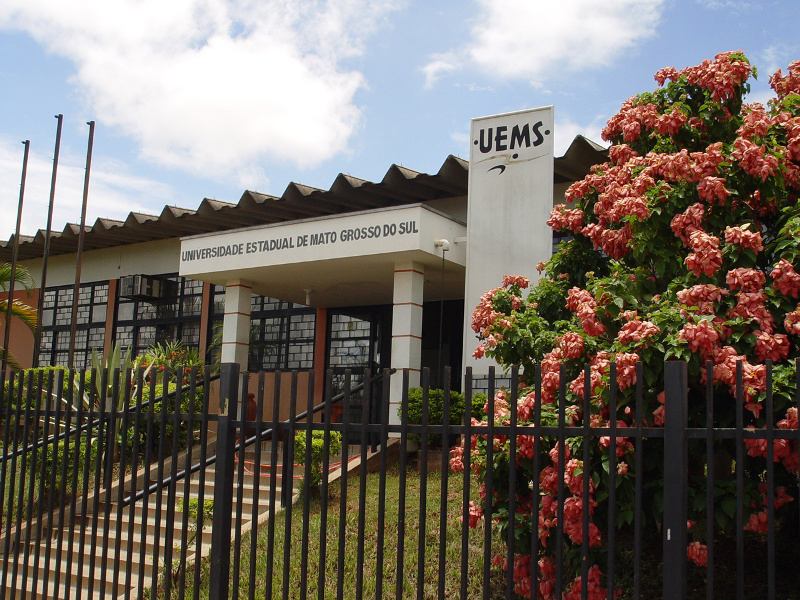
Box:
[456,53,800,597]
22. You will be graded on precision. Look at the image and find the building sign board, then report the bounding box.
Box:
[179,204,466,278]
[463,106,555,373]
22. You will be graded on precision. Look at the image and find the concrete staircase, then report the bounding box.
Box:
[0,442,297,599]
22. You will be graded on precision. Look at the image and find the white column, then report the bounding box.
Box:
[390,261,424,425]
[221,280,252,368]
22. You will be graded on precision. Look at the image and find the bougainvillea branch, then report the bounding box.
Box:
[456,52,800,597]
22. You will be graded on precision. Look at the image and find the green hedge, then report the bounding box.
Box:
[125,381,204,459]
[406,388,486,447]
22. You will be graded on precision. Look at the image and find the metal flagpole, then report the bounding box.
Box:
[1,140,31,373]
[33,114,63,367]
[67,120,95,368]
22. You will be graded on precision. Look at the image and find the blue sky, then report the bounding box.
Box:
[0,0,798,239]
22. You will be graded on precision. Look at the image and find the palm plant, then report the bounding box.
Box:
[0,262,37,370]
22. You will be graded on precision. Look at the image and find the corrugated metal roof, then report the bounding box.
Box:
[0,137,606,262]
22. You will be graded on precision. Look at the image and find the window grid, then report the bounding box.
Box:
[37,281,109,369]
[114,274,204,359]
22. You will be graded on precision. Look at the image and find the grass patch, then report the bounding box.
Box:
[158,463,507,599]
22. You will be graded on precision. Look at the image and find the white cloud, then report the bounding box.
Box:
[0,0,402,186]
[423,0,664,86]
[0,136,174,239]
[554,117,607,156]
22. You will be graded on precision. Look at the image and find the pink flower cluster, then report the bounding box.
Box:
[784,305,800,335]
[563,565,607,600]
[567,287,606,337]
[745,410,800,474]
[771,259,800,298]
[677,284,727,314]
[616,319,660,346]
[678,51,753,102]
[671,203,705,245]
[696,176,730,205]
[724,224,763,254]
[769,60,800,103]
[753,330,790,362]
[743,483,795,533]
[737,103,771,140]
[559,331,585,360]
[687,541,708,567]
[601,98,660,142]
[685,231,722,277]
[727,290,774,333]
[678,319,720,359]
[547,204,585,234]
[731,137,780,181]
[726,268,765,292]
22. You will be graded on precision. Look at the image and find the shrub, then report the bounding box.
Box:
[461,52,800,595]
[294,429,342,489]
[406,387,484,447]
[126,379,204,459]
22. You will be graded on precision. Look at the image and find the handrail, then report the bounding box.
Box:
[0,370,220,463]
[122,368,394,507]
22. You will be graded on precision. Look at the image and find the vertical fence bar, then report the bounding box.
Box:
[318,370,334,600]
[416,368,430,600]
[735,361,744,600]
[62,369,80,600]
[459,368,473,600]
[177,367,198,599]
[375,368,391,600]
[208,362,240,600]
[87,368,109,599]
[149,369,170,593]
[581,364,591,600]
[395,369,409,600]
[663,360,688,599]
[505,368,519,598]
[21,371,44,597]
[356,369,370,600]
[192,366,213,600]
[555,366,566,599]
[606,363,618,596]
[0,370,16,599]
[765,361,775,600]
[232,372,248,600]
[2,372,24,599]
[11,370,35,599]
[282,371,298,600]
[111,370,133,598]
[248,371,265,600]
[125,368,145,599]
[633,362,643,600]
[137,372,157,600]
[265,372,282,599]
[43,369,65,597]
[483,367,495,600]
[99,369,121,599]
[529,364,542,600]
[705,360,714,600]
[162,367,185,598]
[299,371,313,600]
[32,371,55,596]
[438,366,453,600]
[76,370,97,598]
[30,370,50,597]
[336,370,352,600]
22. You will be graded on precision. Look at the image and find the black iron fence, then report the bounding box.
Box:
[0,362,798,599]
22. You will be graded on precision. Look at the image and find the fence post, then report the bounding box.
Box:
[209,362,240,600]
[663,360,688,599]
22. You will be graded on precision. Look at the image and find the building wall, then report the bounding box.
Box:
[0,287,39,370]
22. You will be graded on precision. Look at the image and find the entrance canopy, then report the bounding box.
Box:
[179,204,467,307]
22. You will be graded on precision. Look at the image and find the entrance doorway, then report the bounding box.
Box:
[326,306,391,435]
